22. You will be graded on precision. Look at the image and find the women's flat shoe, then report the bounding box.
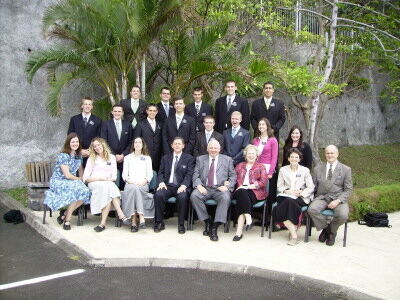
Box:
[121,217,130,225]
[57,215,65,225]
[287,238,300,246]
[63,222,71,230]
[94,225,106,232]
[233,234,243,241]
[139,222,146,229]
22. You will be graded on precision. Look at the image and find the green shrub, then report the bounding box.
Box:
[3,188,28,207]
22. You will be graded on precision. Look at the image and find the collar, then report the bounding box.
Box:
[175,112,184,118]
[208,154,219,162]
[264,97,272,102]
[131,98,139,102]
[82,113,91,119]
[232,126,241,131]
[326,160,338,170]
[161,101,170,106]
[205,129,213,135]
[113,118,122,123]
[173,152,182,160]
[194,101,202,107]
[147,117,156,123]
[227,94,236,100]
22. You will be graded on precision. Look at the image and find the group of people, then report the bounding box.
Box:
[44,81,352,246]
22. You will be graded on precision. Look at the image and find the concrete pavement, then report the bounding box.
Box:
[1,191,399,299]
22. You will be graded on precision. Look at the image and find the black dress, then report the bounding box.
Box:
[282,142,313,170]
[273,196,306,225]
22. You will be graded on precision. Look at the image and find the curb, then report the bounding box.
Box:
[0,192,377,300]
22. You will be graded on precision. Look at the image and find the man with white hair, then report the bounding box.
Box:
[307,145,353,246]
[190,139,236,241]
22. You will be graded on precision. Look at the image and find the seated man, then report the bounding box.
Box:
[154,137,195,234]
[307,145,353,246]
[193,115,224,157]
[223,111,250,166]
[190,139,236,241]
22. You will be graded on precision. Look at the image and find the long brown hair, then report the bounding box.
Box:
[283,125,304,154]
[129,137,150,156]
[255,118,274,138]
[61,133,82,155]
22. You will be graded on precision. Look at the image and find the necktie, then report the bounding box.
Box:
[206,132,211,143]
[207,159,215,187]
[173,155,179,184]
[328,164,333,180]
[176,116,181,129]
[231,128,236,138]
[227,96,232,111]
[83,117,88,127]
[196,104,200,115]
[151,120,156,132]
[164,104,169,117]
[116,121,122,140]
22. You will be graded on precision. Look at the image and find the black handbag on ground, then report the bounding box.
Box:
[358,212,391,227]
[3,209,26,224]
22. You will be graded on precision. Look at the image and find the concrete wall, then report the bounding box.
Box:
[0,1,399,188]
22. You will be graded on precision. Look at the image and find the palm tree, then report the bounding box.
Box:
[26,0,182,116]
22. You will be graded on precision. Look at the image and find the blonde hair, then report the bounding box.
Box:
[89,138,112,162]
[231,111,242,118]
[243,144,259,160]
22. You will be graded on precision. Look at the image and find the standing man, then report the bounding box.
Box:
[307,145,352,246]
[214,80,250,133]
[250,82,285,141]
[190,140,236,242]
[67,97,102,167]
[193,115,224,157]
[162,97,196,155]
[134,104,163,171]
[154,137,195,234]
[156,87,175,124]
[100,104,133,189]
[184,87,213,133]
[223,111,250,166]
[120,85,147,130]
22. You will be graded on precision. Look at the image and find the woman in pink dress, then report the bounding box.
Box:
[83,138,129,232]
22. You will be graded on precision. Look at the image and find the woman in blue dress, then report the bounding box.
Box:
[44,133,91,230]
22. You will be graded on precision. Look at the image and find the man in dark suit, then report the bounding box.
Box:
[154,137,195,234]
[120,85,147,130]
[134,104,163,171]
[156,87,175,124]
[214,80,250,133]
[190,139,236,241]
[194,115,224,157]
[308,145,353,246]
[100,104,133,189]
[162,97,196,155]
[250,82,286,141]
[184,87,213,133]
[223,111,250,166]
[67,97,102,167]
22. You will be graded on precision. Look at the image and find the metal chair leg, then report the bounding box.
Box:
[43,205,47,224]
[343,222,348,247]
[305,213,310,242]
[268,212,273,239]
[77,206,83,226]
[224,205,231,233]
[261,202,266,237]
[49,208,52,218]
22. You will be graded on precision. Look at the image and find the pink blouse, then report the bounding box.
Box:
[82,155,118,182]
[252,137,278,175]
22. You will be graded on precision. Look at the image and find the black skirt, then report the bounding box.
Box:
[273,196,306,225]
[233,188,258,217]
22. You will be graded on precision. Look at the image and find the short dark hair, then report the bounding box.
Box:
[193,87,203,93]
[287,147,303,160]
[160,87,170,93]
[112,104,124,112]
[263,81,274,89]
[146,103,158,110]
[225,80,236,86]
[130,85,140,91]
[203,115,215,122]
[172,137,185,144]
[173,96,184,103]
[61,133,82,155]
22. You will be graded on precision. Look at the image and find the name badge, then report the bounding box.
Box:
[124,131,128,134]
[270,103,275,107]
[182,119,187,124]
[89,121,95,125]
[296,174,301,177]
[157,124,161,129]
[182,165,186,168]
[202,112,206,116]
[232,102,237,106]
[140,156,146,161]
[337,175,342,179]
[238,132,243,136]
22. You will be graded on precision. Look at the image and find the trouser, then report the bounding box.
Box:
[307,199,349,233]
[154,184,189,225]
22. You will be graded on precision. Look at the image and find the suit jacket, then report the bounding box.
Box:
[235,162,268,200]
[67,114,102,149]
[120,98,147,129]
[250,97,286,140]
[277,165,315,204]
[162,114,196,155]
[157,153,195,189]
[184,102,213,132]
[100,119,133,156]
[134,119,163,171]
[214,95,250,133]
[156,102,175,124]
[193,130,224,157]
[223,127,250,165]
[312,161,353,203]
[192,154,236,192]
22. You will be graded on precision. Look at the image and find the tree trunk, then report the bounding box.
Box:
[106,86,116,106]
[141,54,146,100]
[114,79,121,102]
[121,72,127,100]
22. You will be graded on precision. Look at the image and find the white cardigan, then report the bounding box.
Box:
[122,154,153,183]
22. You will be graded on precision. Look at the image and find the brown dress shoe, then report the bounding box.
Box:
[326,232,337,246]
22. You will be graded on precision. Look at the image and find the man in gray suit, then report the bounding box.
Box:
[307,145,353,246]
[190,139,236,241]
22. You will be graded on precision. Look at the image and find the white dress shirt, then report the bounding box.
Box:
[326,161,338,179]
[227,94,236,106]
[168,152,182,183]
[264,97,272,109]
[147,117,156,132]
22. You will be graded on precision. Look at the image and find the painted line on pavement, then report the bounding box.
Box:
[0,269,85,290]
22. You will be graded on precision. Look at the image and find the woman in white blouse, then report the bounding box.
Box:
[274,148,314,245]
[122,137,153,232]
[83,138,129,232]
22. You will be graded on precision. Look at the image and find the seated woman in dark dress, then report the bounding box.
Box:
[232,145,268,241]
[274,148,314,246]
[282,126,312,170]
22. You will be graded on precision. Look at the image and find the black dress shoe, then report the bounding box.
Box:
[154,222,165,233]
[63,222,71,230]
[57,215,65,225]
[131,225,138,232]
[203,221,211,236]
[178,224,186,234]
[209,227,218,241]
[94,225,106,232]
[326,232,337,246]
[318,228,329,243]
[233,234,243,241]
[245,223,253,232]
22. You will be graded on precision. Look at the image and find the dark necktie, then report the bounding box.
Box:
[207,159,215,187]
[83,117,88,127]
[328,164,333,180]
[196,104,200,115]
[173,155,179,184]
